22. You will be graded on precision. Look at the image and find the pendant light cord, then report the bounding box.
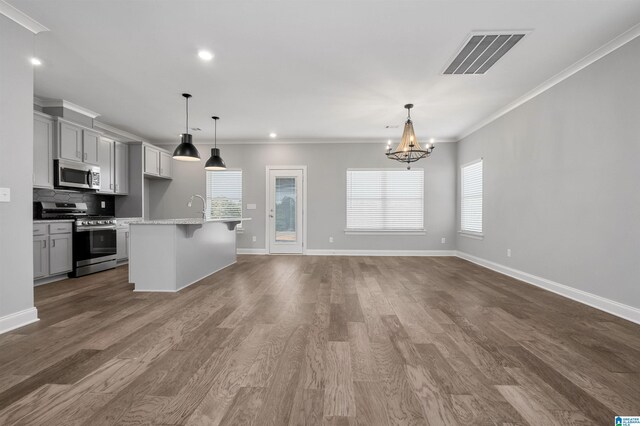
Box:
[214,119,217,149]
[185,96,189,134]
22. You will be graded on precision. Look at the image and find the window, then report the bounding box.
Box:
[206,170,242,225]
[461,159,483,234]
[346,169,424,232]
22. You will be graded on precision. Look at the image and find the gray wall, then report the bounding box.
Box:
[147,142,457,251]
[457,37,640,309]
[0,17,36,322]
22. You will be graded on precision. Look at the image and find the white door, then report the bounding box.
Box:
[268,168,304,254]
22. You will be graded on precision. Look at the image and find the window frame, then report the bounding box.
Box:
[205,168,243,229]
[344,168,426,235]
[459,158,484,238]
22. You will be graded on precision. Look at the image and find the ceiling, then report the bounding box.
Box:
[10,0,640,144]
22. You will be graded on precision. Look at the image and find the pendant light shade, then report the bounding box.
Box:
[205,116,226,170]
[173,93,201,161]
[386,104,434,169]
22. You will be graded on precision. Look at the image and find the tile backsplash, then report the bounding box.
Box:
[33,189,115,217]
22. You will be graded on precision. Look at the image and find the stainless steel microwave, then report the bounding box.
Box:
[54,159,100,190]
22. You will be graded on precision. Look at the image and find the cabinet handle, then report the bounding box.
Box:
[110,183,113,189]
[125,231,129,238]
[43,240,46,249]
[52,239,56,248]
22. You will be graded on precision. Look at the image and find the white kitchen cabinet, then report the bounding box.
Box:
[49,233,73,275]
[98,137,115,193]
[83,129,101,165]
[144,145,160,176]
[159,152,173,178]
[33,235,49,279]
[33,112,54,188]
[58,121,83,162]
[116,228,129,261]
[115,142,129,194]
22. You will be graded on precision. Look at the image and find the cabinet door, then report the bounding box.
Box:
[114,142,129,194]
[49,234,73,275]
[33,114,54,188]
[58,122,83,161]
[160,152,173,178]
[116,229,128,260]
[144,146,160,175]
[83,130,101,165]
[98,137,115,193]
[33,236,49,279]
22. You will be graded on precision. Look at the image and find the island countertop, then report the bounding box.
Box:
[131,217,251,225]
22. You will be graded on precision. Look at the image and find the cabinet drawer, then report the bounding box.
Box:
[49,223,73,234]
[33,224,49,236]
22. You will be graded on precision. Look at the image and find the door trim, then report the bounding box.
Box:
[265,165,307,255]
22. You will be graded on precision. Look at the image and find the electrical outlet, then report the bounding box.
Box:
[329,237,334,243]
[101,201,106,208]
[252,236,257,242]
[441,237,446,244]
[507,249,512,257]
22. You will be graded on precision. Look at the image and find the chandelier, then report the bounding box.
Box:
[386,104,434,169]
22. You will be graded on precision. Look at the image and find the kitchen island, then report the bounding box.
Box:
[129,218,250,292]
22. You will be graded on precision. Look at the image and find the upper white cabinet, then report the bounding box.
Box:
[82,129,101,165]
[55,119,102,166]
[144,145,160,175]
[57,121,83,162]
[144,145,172,179]
[114,142,129,194]
[98,137,115,193]
[160,152,173,179]
[33,112,54,188]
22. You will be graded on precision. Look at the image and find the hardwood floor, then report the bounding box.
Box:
[0,255,638,425]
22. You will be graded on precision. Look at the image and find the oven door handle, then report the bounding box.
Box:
[87,171,92,187]
[76,226,117,232]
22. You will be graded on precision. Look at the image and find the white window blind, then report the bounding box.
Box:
[461,160,483,233]
[206,170,242,222]
[346,169,424,231]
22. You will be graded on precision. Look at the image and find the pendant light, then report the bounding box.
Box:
[386,104,434,169]
[205,116,226,170]
[173,93,201,161]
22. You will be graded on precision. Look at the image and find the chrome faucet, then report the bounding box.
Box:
[187,194,207,220]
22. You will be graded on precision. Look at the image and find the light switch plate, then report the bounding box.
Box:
[246,203,257,210]
[0,187,10,202]
[101,201,106,208]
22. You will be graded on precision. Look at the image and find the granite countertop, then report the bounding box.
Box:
[33,219,75,223]
[131,218,251,225]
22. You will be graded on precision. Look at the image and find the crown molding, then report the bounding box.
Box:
[150,137,458,146]
[457,22,640,141]
[0,0,48,34]
[34,97,101,119]
[93,120,146,142]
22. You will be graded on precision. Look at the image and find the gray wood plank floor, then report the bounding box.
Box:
[0,255,638,425]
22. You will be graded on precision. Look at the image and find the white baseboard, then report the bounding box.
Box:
[456,251,640,325]
[237,248,267,255]
[306,249,457,256]
[0,307,39,334]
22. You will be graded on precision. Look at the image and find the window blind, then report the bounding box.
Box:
[461,160,483,233]
[346,169,424,231]
[206,170,242,220]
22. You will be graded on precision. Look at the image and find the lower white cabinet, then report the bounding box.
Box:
[33,235,49,279]
[116,227,129,261]
[33,223,73,281]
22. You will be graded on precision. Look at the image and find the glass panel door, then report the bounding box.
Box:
[268,168,304,254]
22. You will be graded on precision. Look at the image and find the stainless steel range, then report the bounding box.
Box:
[36,202,117,277]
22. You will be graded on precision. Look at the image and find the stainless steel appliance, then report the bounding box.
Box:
[73,216,117,276]
[35,202,117,277]
[54,159,100,190]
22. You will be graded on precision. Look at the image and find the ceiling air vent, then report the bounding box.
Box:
[444,32,526,75]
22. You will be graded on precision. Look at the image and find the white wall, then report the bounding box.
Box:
[147,142,457,252]
[0,16,38,332]
[457,37,640,314]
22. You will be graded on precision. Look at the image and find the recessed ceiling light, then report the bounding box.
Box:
[30,57,42,66]
[198,50,214,61]
[269,133,277,138]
